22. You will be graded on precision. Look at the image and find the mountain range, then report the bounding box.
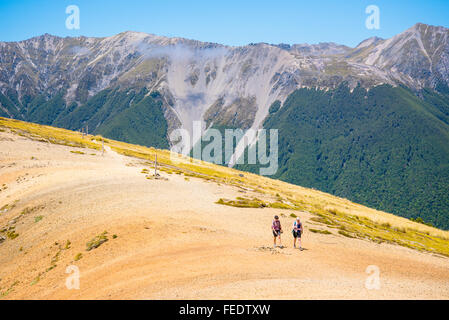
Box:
[1,22,448,228]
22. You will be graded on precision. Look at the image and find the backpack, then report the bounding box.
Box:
[293,221,302,232]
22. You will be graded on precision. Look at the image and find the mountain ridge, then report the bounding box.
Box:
[1,23,448,119]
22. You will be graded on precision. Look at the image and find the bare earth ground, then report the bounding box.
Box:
[0,132,448,299]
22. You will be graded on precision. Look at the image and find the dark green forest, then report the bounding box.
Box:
[0,88,169,150]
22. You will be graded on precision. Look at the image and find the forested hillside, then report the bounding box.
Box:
[238,85,449,229]
[0,88,169,149]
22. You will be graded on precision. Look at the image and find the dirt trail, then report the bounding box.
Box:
[0,132,448,299]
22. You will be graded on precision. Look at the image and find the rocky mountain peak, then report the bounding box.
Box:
[0,23,448,137]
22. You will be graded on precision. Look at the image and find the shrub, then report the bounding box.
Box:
[269,202,294,210]
[86,231,108,251]
[30,276,40,286]
[6,230,19,239]
[338,230,355,238]
[380,222,391,229]
[309,228,332,235]
[215,197,267,208]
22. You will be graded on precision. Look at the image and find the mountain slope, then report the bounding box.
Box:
[96,92,169,149]
[238,85,449,228]
[349,23,449,89]
[1,118,449,299]
[1,23,449,229]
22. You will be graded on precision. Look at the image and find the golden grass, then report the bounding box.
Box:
[86,231,109,251]
[309,229,332,235]
[216,197,267,208]
[0,117,100,150]
[1,116,449,256]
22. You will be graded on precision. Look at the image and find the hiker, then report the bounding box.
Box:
[272,215,283,248]
[292,217,303,250]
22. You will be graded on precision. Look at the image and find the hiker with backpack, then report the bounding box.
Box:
[292,217,303,250]
[272,215,283,248]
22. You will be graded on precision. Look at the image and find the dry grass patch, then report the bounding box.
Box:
[216,197,267,208]
[309,229,332,235]
[86,231,109,251]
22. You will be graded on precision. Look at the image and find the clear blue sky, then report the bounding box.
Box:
[0,0,448,47]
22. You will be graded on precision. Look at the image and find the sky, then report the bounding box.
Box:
[0,0,448,47]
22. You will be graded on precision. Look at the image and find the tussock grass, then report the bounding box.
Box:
[309,229,332,235]
[0,118,100,150]
[0,201,17,213]
[216,196,299,211]
[0,184,8,193]
[6,229,19,239]
[30,276,40,286]
[216,197,267,208]
[86,231,108,251]
[268,202,296,210]
[338,230,356,238]
[0,281,19,298]
[21,205,45,215]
